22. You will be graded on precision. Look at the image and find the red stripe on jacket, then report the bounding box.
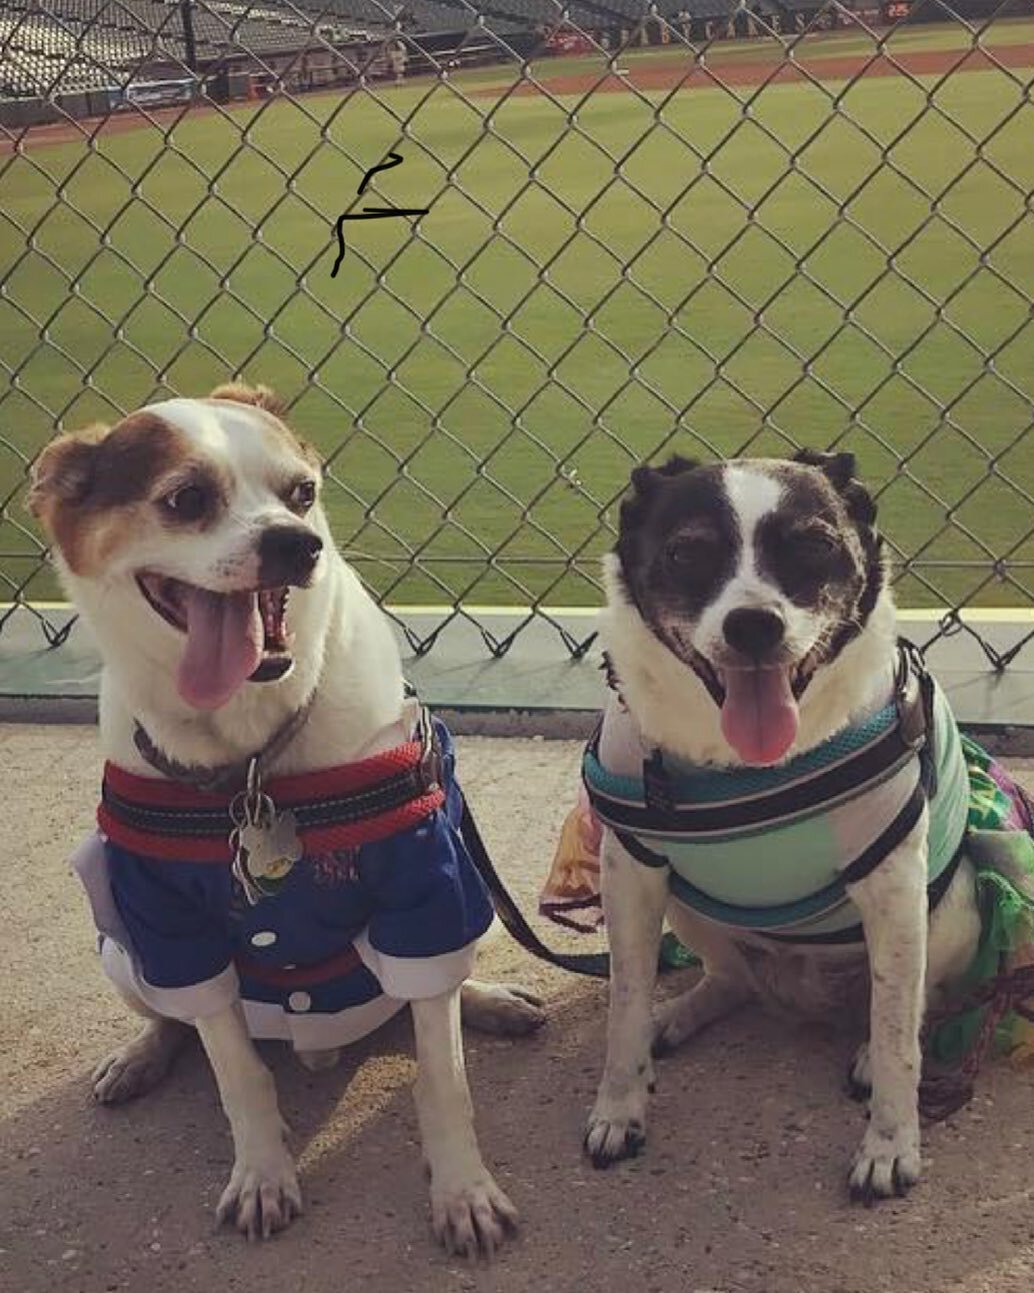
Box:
[98,741,445,863]
[97,791,445,863]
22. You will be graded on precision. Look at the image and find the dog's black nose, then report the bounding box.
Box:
[722,607,785,659]
[259,526,323,584]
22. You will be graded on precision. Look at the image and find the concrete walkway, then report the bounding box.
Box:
[3,724,1034,1293]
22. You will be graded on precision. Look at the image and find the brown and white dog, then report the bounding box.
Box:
[583,452,996,1201]
[29,385,543,1252]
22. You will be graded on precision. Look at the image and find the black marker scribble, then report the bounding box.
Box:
[331,151,430,279]
[357,151,405,195]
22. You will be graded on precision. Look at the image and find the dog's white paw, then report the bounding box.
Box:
[847,1041,872,1101]
[216,1143,303,1240]
[584,1090,649,1169]
[460,981,546,1037]
[429,1170,519,1259]
[92,1020,189,1105]
[848,1120,921,1203]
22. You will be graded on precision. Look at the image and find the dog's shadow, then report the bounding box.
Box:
[3,974,1034,1293]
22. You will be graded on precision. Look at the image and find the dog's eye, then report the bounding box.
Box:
[161,484,208,522]
[789,528,840,564]
[289,479,317,513]
[666,534,716,568]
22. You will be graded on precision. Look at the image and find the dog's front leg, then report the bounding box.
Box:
[585,831,669,1168]
[846,816,928,1203]
[411,989,518,1258]
[195,1003,302,1239]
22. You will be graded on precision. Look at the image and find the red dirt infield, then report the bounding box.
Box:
[495,41,1034,98]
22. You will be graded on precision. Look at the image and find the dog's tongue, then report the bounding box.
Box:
[720,666,799,765]
[176,587,263,710]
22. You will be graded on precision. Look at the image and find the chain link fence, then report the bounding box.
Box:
[2,0,1033,667]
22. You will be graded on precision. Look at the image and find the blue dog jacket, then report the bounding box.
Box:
[74,718,493,1049]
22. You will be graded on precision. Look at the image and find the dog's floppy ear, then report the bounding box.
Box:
[627,454,698,498]
[793,447,877,527]
[209,381,286,419]
[619,456,699,542]
[26,428,106,519]
[793,448,855,489]
[655,454,698,480]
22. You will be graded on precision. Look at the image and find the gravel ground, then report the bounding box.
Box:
[3,724,1034,1293]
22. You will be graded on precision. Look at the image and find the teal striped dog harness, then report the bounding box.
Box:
[583,643,970,943]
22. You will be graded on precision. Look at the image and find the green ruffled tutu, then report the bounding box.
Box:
[924,735,1034,1070]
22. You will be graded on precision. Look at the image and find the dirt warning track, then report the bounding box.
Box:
[494,41,1034,98]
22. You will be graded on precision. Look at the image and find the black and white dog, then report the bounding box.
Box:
[583,450,986,1201]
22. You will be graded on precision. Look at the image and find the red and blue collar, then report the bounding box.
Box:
[98,719,447,864]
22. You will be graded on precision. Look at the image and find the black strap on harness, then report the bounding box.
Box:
[761,830,968,946]
[898,637,939,799]
[840,781,927,887]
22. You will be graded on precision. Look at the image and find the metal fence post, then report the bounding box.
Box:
[180,0,198,74]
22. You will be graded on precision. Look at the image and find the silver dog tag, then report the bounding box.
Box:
[229,761,302,904]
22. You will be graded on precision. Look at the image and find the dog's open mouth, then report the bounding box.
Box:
[670,627,822,767]
[137,573,295,711]
[708,656,815,705]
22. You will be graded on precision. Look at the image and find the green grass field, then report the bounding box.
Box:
[3,18,1034,611]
